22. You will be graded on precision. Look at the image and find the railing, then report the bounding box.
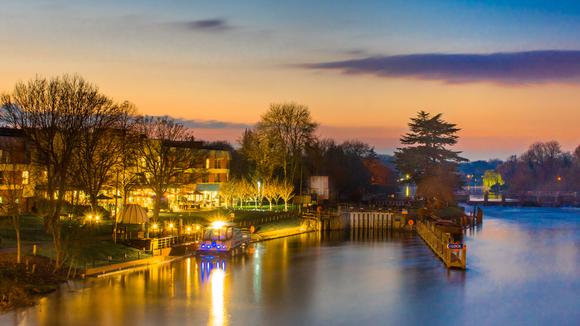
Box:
[236,212,297,227]
[150,236,179,251]
[416,220,466,269]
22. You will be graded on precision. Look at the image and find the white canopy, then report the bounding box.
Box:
[118,204,149,224]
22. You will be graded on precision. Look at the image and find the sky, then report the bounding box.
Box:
[1,0,579,160]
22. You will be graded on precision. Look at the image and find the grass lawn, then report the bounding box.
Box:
[157,206,298,224]
[0,215,149,269]
[0,215,52,249]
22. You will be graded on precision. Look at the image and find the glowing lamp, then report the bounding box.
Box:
[211,221,225,229]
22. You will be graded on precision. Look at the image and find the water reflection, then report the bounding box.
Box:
[202,259,227,326]
[1,207,578,325]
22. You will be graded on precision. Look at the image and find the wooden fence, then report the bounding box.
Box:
[416,220,466,269]
[236,212,298,228]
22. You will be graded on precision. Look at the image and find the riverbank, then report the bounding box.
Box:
[0,213,312,313]
[252,217,315,241]
[0,254,67,313]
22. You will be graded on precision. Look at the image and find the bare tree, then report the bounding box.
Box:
[218,181,236,208]
[134,116,203,221]
[230,179,246,208]
[239,129,283,182]
[1,75,120,269]
[256,103,317,185]
[0,137,29,264]
[262,181,278,211]
[73,101,136,214]
[116,124,143,207]
[277,181,294,212]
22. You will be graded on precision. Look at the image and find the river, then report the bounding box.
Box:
[2,206,579,325]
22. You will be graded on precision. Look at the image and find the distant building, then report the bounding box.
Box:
[115,140,231,211]
[0,128,36,212]
[309,176,330,200]
[0,127,231,214]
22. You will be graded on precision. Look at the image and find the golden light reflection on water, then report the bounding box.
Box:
[3,218,578,326]
[198,259,228,326]
[210,267,227,326]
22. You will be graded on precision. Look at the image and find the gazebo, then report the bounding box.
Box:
[116,204,149,240]
[118,204,149,224]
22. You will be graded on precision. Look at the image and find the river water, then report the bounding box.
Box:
[2,206,579,326]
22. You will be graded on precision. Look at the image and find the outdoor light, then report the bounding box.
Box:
[186,226,192,233]
[169,223,174,229]
[211,221,225,229]
[152,223,158,230]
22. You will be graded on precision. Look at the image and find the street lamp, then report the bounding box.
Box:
[257,180,262,209]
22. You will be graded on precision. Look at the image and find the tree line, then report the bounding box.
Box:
[233,103,398,203]
[0,74,400,268]
[497,141,580,192]
[0,75,205,268]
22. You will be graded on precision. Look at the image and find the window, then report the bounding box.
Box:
[22,171,29,185]
[205,158,210,169]
[215,159,221,169]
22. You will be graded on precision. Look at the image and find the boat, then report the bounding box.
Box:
[196,221,250,256]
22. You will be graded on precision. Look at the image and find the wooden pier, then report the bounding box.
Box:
[416,220,466,269]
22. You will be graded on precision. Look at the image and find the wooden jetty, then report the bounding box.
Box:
[416,220,466,269]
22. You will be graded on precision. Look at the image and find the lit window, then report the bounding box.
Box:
[205,158,210,169]
[22,171,29,185]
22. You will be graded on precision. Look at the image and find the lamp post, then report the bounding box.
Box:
[257,180,261,209]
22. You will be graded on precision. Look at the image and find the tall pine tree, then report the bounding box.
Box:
[395,111,467,206]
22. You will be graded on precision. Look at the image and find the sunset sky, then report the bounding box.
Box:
[1,0,579,160]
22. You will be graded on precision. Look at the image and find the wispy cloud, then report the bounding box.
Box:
[302,50,580,84]
[180,18,234,32]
